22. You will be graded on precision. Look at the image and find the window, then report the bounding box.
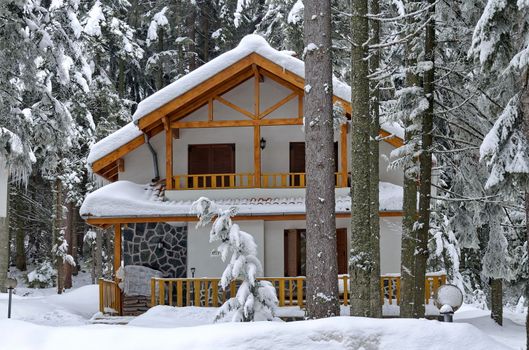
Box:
[284,228,348,276]
[188,144,235,188]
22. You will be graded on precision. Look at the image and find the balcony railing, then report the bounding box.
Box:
[171,172,347,190]
[148,274,446,308]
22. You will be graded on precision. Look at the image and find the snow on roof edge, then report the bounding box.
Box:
[80,180,404,219]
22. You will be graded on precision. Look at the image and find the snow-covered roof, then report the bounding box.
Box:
[87,122,142,166]
[80,180,403,219]
[132,34,351,122]
[87,35,404,168]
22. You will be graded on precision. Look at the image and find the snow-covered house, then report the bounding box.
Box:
[81,35,444,315]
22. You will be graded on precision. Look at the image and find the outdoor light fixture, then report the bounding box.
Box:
[4,277,17,319]
[434,284,463,323]
[260,137,266,150]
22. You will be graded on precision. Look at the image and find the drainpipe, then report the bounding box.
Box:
[143,133,160,182]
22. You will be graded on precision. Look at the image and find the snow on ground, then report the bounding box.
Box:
[0,310,513,350]
[0,283,525,349]
[0,285,99,326]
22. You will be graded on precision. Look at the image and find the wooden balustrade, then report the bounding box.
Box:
[98,278,121,314]
[150,274,446,309]
[172,172,348,190]
[173,173,255,190]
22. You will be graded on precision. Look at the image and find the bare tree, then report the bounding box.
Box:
[303,0,340,318]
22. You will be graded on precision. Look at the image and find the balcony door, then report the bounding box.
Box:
[284,228,348,277]
[289,142,339,187]
[188,144,235,188]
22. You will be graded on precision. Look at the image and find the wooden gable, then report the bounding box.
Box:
[91,53,403,180]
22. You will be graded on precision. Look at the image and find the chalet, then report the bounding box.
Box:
[80,35,445,316]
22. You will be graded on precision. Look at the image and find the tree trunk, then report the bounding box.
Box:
[303,0,340,319]
[368,0,382,318]
[72,206,79,276]
[0,168,9,293]
[63,201,75,289]
[400,1,421,319]
[15,226,26,272]
[187,3,197,71]
[350,0,373,317]
[526,192,529,350]
[14,187,26,271]
[415,0,436,318]
[53,178,64,294]
[490,278,503,326]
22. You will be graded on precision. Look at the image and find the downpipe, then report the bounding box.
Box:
[144,133,160,182]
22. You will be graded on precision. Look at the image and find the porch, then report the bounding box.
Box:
[99,273,447,316]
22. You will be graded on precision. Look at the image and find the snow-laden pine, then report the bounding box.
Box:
[191,197,278,322]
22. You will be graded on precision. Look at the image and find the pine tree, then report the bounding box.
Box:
[303,0,340,319]
[350,0,373,317]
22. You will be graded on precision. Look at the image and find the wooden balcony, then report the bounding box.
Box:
[170,172,348,190]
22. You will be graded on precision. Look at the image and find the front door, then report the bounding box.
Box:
[188,144,235,188]
[284,228,348,276]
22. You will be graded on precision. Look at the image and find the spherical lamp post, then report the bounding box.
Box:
[5,277,17,319]
[434,284,463,322]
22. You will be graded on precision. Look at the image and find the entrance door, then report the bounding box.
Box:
[289,142,339,186]
[284,228,348,277]
[188,144,235,188]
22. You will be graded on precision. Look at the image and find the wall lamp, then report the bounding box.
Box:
[260,137,267,150]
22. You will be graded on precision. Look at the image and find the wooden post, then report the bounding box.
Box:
[163,117,173,189]
[254,126,261,187]
[340,123,348,187]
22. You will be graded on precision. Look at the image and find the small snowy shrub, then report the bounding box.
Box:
[191,197,278,322]
[27,261,56,288]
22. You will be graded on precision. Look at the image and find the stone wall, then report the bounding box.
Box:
[123,222,187,278]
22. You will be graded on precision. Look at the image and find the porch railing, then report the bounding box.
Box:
[149,273,446,309]
[171,172,348,190]
[98,278,121,314]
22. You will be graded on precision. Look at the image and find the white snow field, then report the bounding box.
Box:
[0,286,525,350]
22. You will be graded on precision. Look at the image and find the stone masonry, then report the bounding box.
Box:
[123,222,187,278]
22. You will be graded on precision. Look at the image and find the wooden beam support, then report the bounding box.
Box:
[114,224,122,277]
[172,128,180,139]
[165,118,174,190]
[253,64,260,118]
[138,55,254,129]
[85,211,404,226]
[214,95,255,119]
[117,158,125,173]
[171,118,303,129]
[208,98,213,121]
[259,92,298,119]
[254,126,261,188]
[340,123,348,187]
[379,130,403,148]
[166,68,254,122]
[91,135,144,173]
[298,94,303,118]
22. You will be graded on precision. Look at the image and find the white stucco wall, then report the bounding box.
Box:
[187,220,265,278]
[187,216,402,278]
